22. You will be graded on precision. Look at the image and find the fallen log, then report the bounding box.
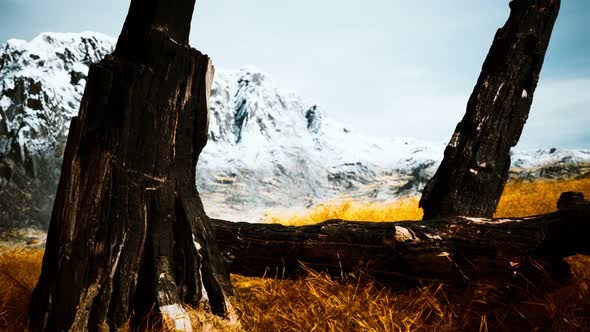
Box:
[212,192,589,283]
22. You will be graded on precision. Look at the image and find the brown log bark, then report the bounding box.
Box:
[420,0,561,220]
[212,192,589,283]
[29,1,234,331]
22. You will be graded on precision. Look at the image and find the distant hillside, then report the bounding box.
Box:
[1,32,589,227]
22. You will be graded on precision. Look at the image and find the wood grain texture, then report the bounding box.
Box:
[420,0,561,219]
[212,192,589,283]
[29,3,234,331]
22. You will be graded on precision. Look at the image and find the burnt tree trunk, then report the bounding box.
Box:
[420,0,561,220]
[29,1,234,331]
[212,192,589,283]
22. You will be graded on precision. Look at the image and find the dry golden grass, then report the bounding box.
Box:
[232,267,460,332]
[1,176,589,331]
[0,247,43,332]
[264,197,423,226]
[495,175,590,217]
[233,255,590,331]
[0,249,243,332]
[3,249,590,331]
[264,175,590,225]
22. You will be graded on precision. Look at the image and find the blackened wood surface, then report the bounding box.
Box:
[114,0,197,61]
[212,193,589,283]
[420,0,561,220]
[29,6,234,332]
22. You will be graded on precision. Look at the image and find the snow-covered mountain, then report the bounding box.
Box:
[199,67,449,220]
[1,32,589,228]
[0,32,115,228]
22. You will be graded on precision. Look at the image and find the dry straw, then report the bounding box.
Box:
[1,176,589,331]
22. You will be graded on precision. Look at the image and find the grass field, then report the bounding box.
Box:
[263,175,590,225]
[1,176,589,331]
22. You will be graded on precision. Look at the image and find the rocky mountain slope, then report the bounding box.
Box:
[1,32,589,228]
[0,32,115,228]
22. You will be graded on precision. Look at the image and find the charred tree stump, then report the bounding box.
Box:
[211,192,590,284]
[420,0,561,220]
[29,1,235,331]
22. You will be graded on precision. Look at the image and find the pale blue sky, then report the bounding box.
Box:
[1,0,588,148]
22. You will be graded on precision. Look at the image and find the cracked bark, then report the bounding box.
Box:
[420,0,561,220]
[212,192,589,284]
[29,1,234,331]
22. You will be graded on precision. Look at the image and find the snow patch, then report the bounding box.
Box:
[1,32,590,226]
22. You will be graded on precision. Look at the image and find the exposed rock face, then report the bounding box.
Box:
[199,72,445,219]
[510,149,590,180]
[1,31,588,229]
[0,32,115,228]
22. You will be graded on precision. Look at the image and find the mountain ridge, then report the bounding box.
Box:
[1,32,588,227]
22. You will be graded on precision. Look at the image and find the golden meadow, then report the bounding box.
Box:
[1,176,589,331]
